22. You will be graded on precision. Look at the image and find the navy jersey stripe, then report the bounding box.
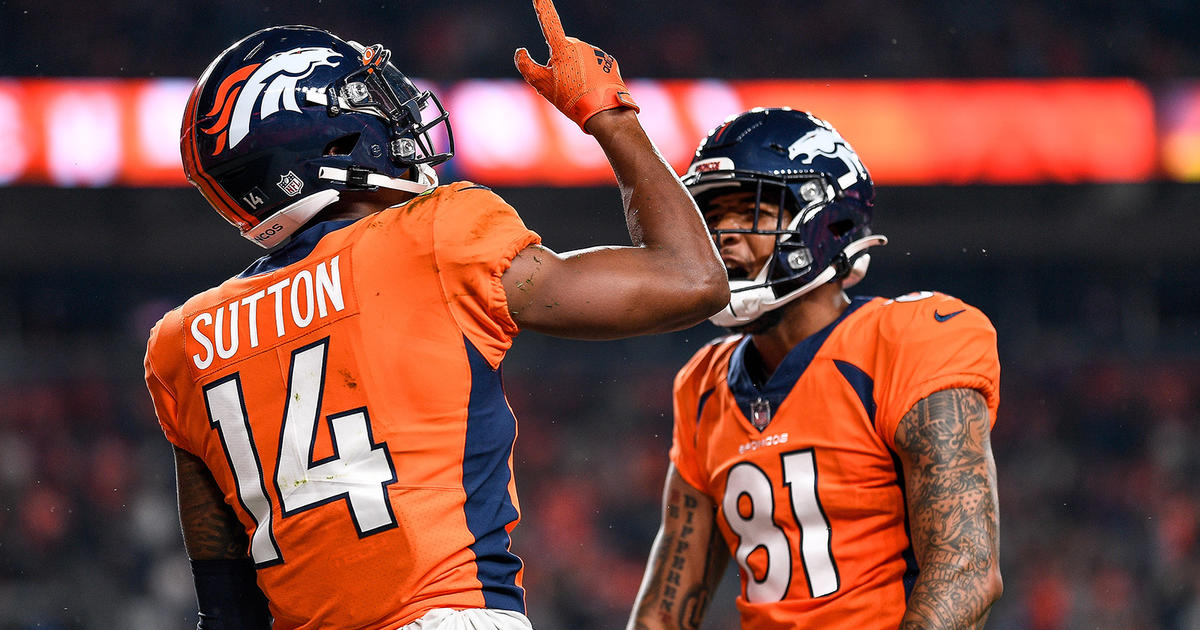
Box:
[696,387,716,425]
[889,449,920,599]
[834,359,918,596]
[832,360,876,424]
[727,296,872,429]
[834,359,921,590]
[463,338,526,613]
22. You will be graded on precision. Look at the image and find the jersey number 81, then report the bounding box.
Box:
[722,449,840,601]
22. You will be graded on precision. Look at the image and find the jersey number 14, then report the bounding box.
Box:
[202,337,398,566]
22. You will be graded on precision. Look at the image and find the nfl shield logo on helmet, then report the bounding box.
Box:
[277,171,304,196]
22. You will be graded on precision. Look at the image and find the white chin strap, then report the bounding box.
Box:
[708,235,888,328]
[242,165,438,249]
[317,163,438,195]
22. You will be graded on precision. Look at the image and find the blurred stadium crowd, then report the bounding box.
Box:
[2,0,1199,80]
[1,1,1199,628]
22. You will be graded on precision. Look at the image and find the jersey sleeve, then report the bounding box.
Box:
[432,182,542,368]
[669,342,725,494]
[873,293,1000,450]
[144,311,190,452]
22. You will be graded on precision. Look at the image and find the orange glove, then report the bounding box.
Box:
[514,0,639,133]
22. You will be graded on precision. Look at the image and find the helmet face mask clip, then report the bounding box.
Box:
[328,42,454,169]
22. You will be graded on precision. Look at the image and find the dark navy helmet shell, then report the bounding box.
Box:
[181,25,454,248]
[682,107,887,327]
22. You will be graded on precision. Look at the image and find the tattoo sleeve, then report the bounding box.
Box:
[894,388,1002,630]
[174,446,251,560]
[628,465,729,630]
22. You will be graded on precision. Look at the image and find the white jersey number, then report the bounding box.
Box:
[722,449,839,601]
[202,337,397,565]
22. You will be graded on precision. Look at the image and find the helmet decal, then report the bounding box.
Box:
[277,171,304,197]
[199,63,259,156]
[786,124,869,191]
[200,47,342,155]
[687,157,736,177]
[709,120,735,143]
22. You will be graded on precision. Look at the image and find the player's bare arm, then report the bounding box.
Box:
[894,388,1002,629]
[176,446,272,627]
[175,446,248,560]
[627,464,729,630]
[504,0,727,339]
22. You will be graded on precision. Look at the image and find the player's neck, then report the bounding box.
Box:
[750,283,849,374]
[324,189,418,221]
[293,192,413,242]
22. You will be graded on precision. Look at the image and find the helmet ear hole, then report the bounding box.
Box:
[828,219,854,237]
[323,133,360,156]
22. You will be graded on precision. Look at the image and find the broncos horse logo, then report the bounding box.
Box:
[200,47,342,155]
[786,121,869,192]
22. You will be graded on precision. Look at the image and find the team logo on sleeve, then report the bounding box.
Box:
[200,47,343,155]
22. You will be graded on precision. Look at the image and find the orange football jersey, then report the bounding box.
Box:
[670,292,1000,629]
[144,182,541,629]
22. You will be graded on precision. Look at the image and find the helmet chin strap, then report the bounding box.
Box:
[707,234,888,328]
[243,165,439,249]
[317,162,438,194]
[709,266,837,328]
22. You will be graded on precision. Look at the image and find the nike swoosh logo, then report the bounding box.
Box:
[934,309,966,322]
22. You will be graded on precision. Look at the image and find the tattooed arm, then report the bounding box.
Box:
[894,388,1002,629]
[175,446,247,560]
[175,446,272,628]
[627,464,730,630]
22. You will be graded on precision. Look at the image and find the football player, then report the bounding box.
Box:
[626,108,1003,629]
[143,1,727,628]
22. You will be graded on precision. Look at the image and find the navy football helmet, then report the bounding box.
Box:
[181,25,454,248]
[683,108,887,327]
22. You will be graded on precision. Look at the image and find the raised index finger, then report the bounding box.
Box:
[531,0,566,46]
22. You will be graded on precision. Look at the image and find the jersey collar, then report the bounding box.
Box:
[238,219,358,278]
[727,295,872,430]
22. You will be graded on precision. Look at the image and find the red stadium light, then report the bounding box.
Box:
[1160,83,1200,182]
[0,77,1172,187]
[728,79,1157,185]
